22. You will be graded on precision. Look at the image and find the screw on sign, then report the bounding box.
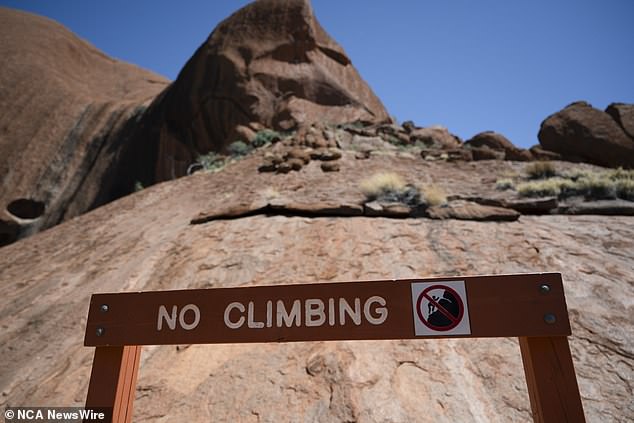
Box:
[410,280,471,336]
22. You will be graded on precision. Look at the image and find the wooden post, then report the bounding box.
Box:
[519,336,585,423]
[85,345,142,423]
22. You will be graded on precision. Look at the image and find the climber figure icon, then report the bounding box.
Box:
[411,281,471,336]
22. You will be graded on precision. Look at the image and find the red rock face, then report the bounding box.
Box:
[147,0,391,181]
[0,7,169,246]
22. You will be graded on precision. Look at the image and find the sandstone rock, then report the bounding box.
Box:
[0,152,632,422]
[0,8,169,246]
[286,149,312,164]
[465,131,516,151]
[363,201,411,217]
[470,146,505,161]
[409,126,462,149]
[465,131,532,161]
[264,152,284,165]
[321,162,340,172]
[427,200,520,221]
[277,162,292,174]
[538,101,634,168]
[311,148,342,161]
[605,102,634,140]
[287,158,304,171]
[258,161,277,173]
[402,120,416,133]
[557,199,634,215]
[505,197,559,214]
[529,145,562,161]
[146,0,390,181]
[231,125,257,144]
[273,201,363,216]
[445,148,474,162]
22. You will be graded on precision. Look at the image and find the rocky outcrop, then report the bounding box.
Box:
[0,7,169,246]
[605,102,634,140]
[144,0,390,181]
[408,126,462,149]
[426,200,520,221]
[465,131,533,161]
[0,156,632,422]
[538,101,634,168]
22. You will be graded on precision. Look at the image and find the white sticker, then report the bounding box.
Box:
[411,280,471,336]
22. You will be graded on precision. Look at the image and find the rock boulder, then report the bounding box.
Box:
[465,131,532,161]
[538,101,634,168]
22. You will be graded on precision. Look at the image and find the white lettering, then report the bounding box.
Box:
[339,298,361,325]
[266,300,273,328]
[157,305,177,330]
[364,296,388,325]
[328,298,335,326]
[224,302,245,329]
[247,301,265,328]
[305,299,326,327]
[222,296,389,329]
[277,300,301,327]
[178,304,200,330]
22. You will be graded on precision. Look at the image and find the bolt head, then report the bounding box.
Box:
[100,304,109,313]
[539,284,551,294]
[544,314,556,324]
[96,327,105,337]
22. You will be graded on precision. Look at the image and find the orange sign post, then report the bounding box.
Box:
[83,273,585,422]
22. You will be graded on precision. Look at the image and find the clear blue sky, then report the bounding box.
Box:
[2,0,633,148]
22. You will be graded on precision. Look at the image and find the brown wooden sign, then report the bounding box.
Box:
[85,273,570,346]
[83,273,585,423]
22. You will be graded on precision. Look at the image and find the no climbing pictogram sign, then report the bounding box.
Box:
[411,280,471,336]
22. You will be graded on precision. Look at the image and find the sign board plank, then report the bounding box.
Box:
[84,273,570,347]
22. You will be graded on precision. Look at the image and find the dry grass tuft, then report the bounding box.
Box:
[525,161,557,179]
[360,172,406,199]
[496,178,515,191]
[421,185,447,206]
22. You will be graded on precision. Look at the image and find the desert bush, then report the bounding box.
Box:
[525,161,557,179]
[616,179,634,201]
[197,151,226,172]
[574,175,617,199]
[607,167,634,181]
[495,178,515,191]
[228,140,251,157]
[252,129,281,147]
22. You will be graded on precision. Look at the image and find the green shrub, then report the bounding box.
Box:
[252,129,282,147]
[133,181,144,192]
[525,161,557,179]
[227,140,251,157]
[197,151,225,171]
